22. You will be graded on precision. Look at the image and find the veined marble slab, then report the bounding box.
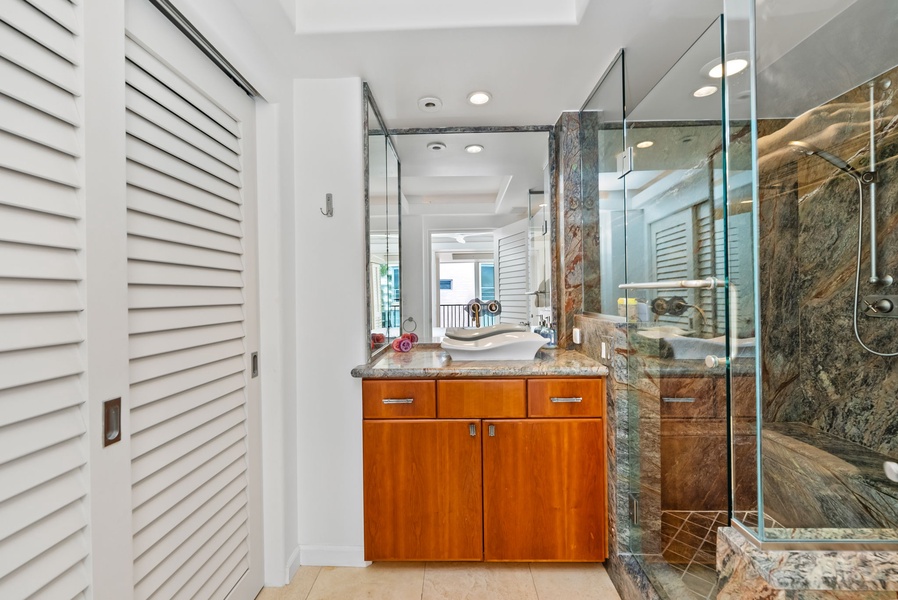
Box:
[718,527,898,598]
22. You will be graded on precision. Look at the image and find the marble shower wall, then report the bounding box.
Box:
[574,314,664,600]
[553,112,583,349]
[758,66,898,457]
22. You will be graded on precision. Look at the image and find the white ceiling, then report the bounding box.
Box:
[221,0,727,128]
[292,0,591,34]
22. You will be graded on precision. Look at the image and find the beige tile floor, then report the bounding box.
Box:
[256,562,621,600]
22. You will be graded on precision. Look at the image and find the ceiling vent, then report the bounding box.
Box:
[418,96,443,112]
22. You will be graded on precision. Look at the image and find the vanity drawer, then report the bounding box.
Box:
[363,380,436,418]
[528,378,604,418]
[437,379,526,418]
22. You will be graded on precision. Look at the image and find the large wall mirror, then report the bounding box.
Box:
[365,85,401,356]
[394,129,553,343]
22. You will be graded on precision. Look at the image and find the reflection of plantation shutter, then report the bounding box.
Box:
[696,203,726,335]
[124,30,253,600]
[650,213,693,328]
[0,1,90,598]
[497,230,529,324]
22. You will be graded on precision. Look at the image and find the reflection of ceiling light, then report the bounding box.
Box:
[539,203,547,207]
[708,59,748,78]
[467,91,491,105]
[693,85,718,98]
[636,141,654,149]
[465,144,484,154]
[427,141,446,151]
[454,234,467,244]
[418,96,442,112]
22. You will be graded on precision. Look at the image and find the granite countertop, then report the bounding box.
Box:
[351,344,608,379]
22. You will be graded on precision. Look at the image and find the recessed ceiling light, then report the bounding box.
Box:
[418,96,443,112]
[636,141,654,149]
[465,144,484,154]
[708,59,749,78]
[427,141,447,151]
[467,91,491,105]
[693,85,718,98]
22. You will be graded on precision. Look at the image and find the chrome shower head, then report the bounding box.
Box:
[788,140,862,179]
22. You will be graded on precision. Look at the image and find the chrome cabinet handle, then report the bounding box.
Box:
[551,397,583,403]
[488,425,496,437]
[469,424,476,437]
[663,397,696,403]
[382,398,414,404]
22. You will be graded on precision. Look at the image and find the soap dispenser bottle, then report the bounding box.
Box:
[545,319,557,349]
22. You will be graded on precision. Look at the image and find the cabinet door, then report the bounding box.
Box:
[363,420,483,560]
[482,419,606,561]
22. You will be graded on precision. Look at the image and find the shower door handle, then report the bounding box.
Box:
[705,355,725,368]
[619,277,723,290]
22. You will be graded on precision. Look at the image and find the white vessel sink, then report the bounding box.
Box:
[441,331,548,361]
[444,323,529,341]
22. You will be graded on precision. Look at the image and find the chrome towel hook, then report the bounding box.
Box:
[320,193,333,217]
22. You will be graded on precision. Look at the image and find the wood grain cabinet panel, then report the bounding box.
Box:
[482,418,606,561]
[527,378,604,418]
[363,419,483,560]
[437,379,526,418]
[362,379,436,419]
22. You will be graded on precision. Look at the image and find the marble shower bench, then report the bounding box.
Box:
[763,422,898,530]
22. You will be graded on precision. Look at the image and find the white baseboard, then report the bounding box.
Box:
[299,545,371,567]
[287,545,303,583]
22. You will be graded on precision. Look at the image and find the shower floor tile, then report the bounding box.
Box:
[658,510,783,599]
[660,510,727,600]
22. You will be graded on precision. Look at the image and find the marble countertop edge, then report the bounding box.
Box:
[351,344,608,379]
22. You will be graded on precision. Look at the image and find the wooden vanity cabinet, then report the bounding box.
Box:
[362,377,607,563]
[363,419,483,561]
[482,418,605,561]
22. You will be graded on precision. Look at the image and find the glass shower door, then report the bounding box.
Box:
[623,17,732,599]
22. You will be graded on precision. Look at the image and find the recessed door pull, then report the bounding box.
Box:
[469,424,476,437]
[663,397,696,403]
[383,398,414,404]
[488,425,496,437]
[551,397,582,403]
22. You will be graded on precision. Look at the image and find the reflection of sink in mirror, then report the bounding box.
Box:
[441,332,548,361]
[664,335,756,359]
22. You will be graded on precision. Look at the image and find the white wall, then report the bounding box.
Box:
[293,78,368,567]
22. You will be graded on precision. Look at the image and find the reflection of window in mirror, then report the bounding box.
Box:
[365,85,402,356]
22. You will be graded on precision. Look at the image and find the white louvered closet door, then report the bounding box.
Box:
[0,1,90,599]
[124,1,262,599]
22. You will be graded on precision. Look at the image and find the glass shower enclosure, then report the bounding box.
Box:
[583,3,898,598]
